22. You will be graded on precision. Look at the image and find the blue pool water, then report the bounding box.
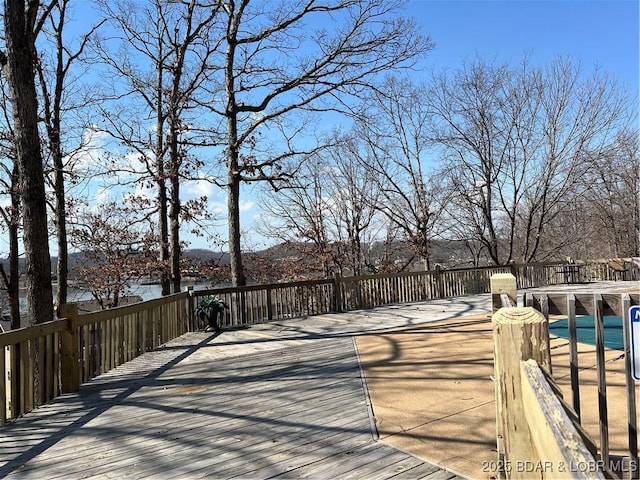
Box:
[548,315,624,351]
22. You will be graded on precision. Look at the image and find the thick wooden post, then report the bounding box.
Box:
[59,303,80,393]
[266,286,273,321]
[491,273,517,312]
[493,306,550,478]
[435,264,444,298]
[333,273,342,313]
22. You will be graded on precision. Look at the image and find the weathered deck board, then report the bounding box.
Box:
[0,320,464,480]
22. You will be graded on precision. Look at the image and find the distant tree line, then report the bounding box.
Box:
[260,59,638,276]
[0,0,636,327]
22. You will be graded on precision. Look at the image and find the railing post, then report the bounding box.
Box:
[8,343,19,420]
[266,286,273,321]
[593,294,610,468]
[493,306,550,478]
[509,262,517,280]
[185,286,194,331]
[59,303,80,393]
[240,290,247,325]
[333,272,342,313]
[435,264,444,298]
[2,344,10,424]
[490,273,517,312]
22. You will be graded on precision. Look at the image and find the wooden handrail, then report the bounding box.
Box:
[492,274,639,478]
[492,301,608,478]
[520,359,605,479]
[493,304,551,475]
[75,291,189,326]
[0,292,193,425]
[1,260,637,427]
[0,319,67,348]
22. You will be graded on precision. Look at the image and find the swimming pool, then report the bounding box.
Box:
[548,315,624,351]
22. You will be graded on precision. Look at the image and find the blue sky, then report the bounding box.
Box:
[200,0,640,251]
[408,0,639,95]
[34,0,638,256]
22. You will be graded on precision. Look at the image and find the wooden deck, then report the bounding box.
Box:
[0,301,478,479]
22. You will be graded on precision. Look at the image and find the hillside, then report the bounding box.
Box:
[0,239,487,281]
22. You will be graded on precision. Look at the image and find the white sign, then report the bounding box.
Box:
[631,306,640,381]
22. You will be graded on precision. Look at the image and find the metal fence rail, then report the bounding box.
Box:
[493,273,640,478]
[525,291,640,477]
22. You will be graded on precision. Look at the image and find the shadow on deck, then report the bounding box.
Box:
[0,310,467,479]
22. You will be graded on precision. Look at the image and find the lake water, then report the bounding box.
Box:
[16,281,213,312]
[67,283,166,303]
[64,281,214,303]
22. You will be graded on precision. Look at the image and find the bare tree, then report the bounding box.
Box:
[207,0,432,286]
[2,0,55,325]
[36,0,105,308]
[94,0,221,294]
[321,138,382,276]
[259,139,382,277]
[429,56,630,265]
[577,128,640,258]
[0,101,21,327]
[258,155,335,278]
[0,71,25,328]
[351,76,450,270]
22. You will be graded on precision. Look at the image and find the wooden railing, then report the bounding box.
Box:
[1,292,193,424]
[492,273,639,479]
[519,359,604,479]
[186,278,336,327]
[1,258,636,426]
[188,266,516,327]
[338,265,511,309]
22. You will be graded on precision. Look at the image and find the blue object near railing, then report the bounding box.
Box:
[549,315,624,350]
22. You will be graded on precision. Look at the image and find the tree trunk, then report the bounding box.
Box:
[228,158,245,286]
[49,0,68,308]
[225,31,245,287]
[4,0,54,325]
[7,163,21,329]
[53,136,68,307]
[0,183,22,329]
[158,178,170,295]
[169,124,181,293]
[155,36,170,296]
[9,184,20,328]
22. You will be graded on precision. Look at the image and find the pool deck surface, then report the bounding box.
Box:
[0,280,638,479]
[356,281,639,479]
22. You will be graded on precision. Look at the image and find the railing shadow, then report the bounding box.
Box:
[1,333,415,479]
[0,332,220,477]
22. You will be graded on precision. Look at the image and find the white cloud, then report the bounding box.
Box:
[130,181,155,202]
[65,126,110,174]
[239,199,255,212]
[207,201,226,215]
[93,187,112,205]
[184,178,216,198]
[123,150,153,176]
